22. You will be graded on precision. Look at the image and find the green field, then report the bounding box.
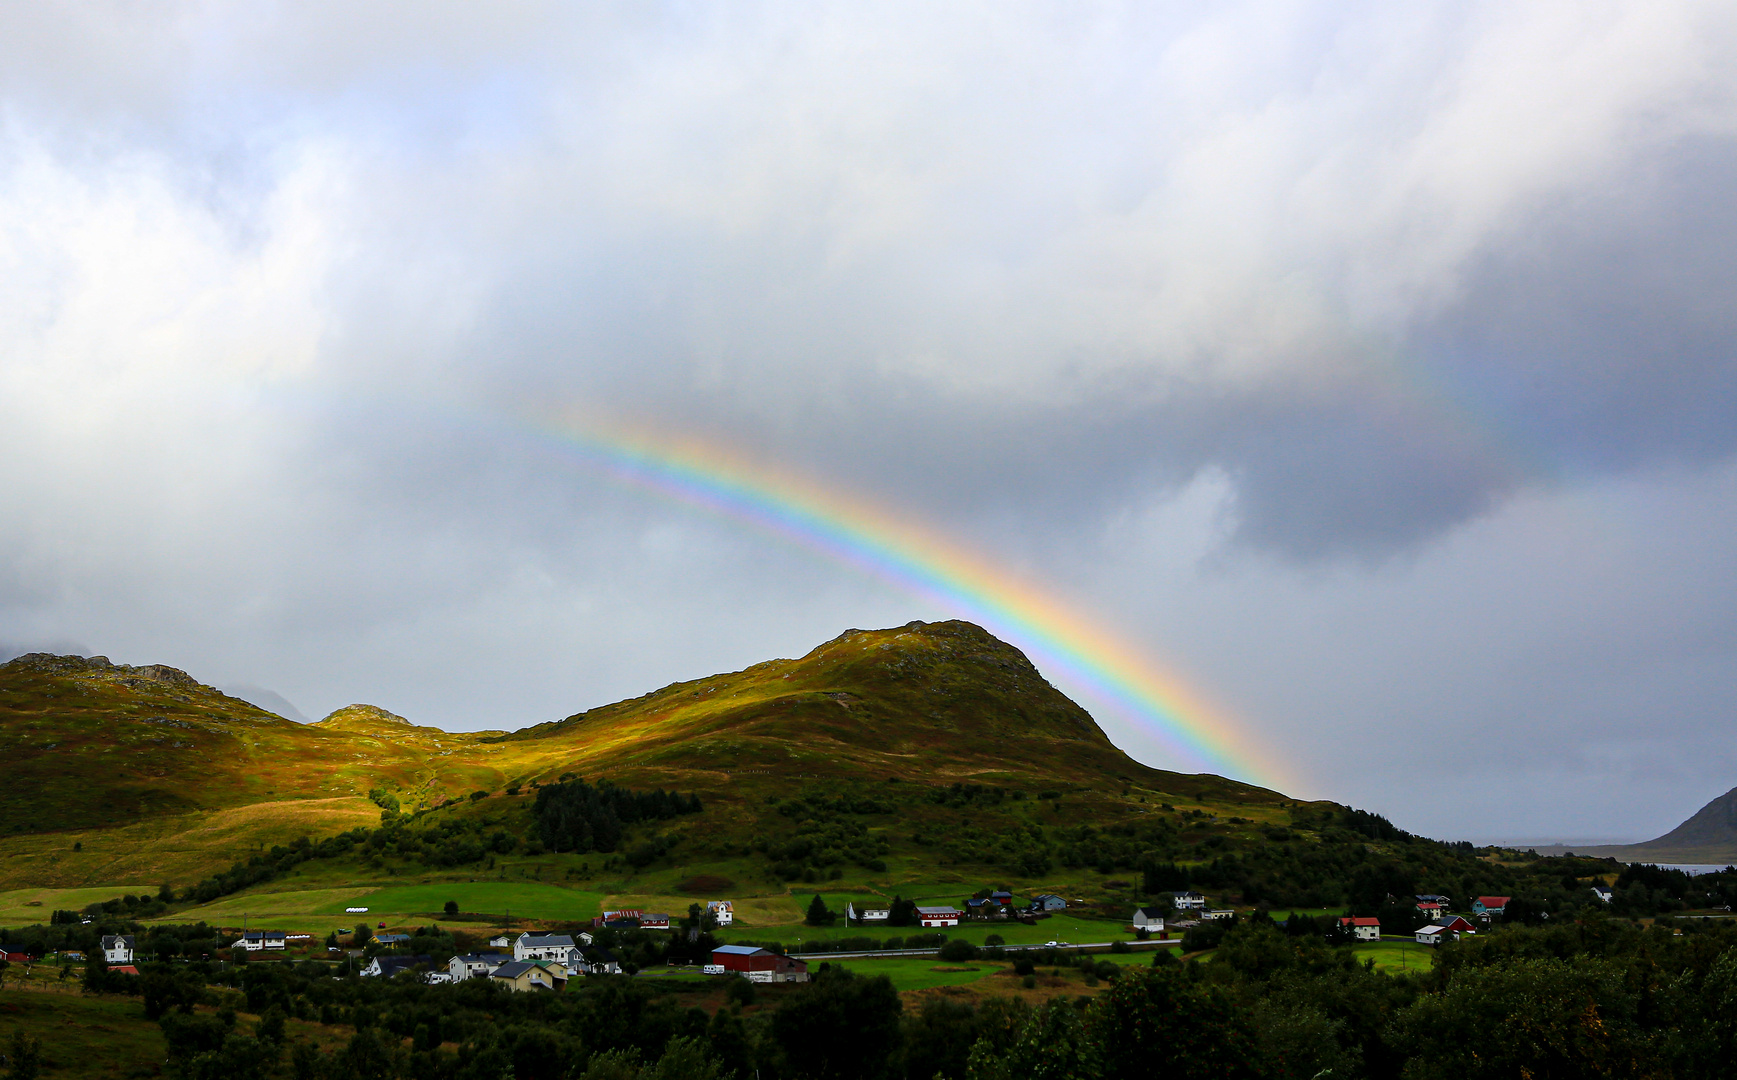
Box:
[723,911,1139,949]
[0,886,160,928]
[1352,939,1434,974]
[822,956,1007,991]
[310,882,604,921]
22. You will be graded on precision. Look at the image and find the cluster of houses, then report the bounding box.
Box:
[839,890,1069,930]
[360,931,625,988]
[1134,891,1560,945]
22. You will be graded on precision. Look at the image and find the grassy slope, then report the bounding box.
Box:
[3,621,1306,893]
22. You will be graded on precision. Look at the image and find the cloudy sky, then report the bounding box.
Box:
[4,1,1736,844]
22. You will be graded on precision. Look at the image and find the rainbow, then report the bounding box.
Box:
[514,410,1288,791]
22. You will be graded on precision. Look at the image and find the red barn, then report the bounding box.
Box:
[711,946,809,983]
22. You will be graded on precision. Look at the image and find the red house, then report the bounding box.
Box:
[710,945,808,983]
[1337,917,1381,942]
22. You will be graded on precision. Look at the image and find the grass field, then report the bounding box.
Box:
[0,886,160,927]
[1353,939,1434,974]
[720,912,1138,949]
[822,956,1006,991]
[311,882,604,921]
[0,989,166,1079]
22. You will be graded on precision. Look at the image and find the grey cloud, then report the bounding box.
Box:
[4,1,1737,837]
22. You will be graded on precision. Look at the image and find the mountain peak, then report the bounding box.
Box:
[314,704,416,730]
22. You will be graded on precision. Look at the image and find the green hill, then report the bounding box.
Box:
[0,620,1297,893]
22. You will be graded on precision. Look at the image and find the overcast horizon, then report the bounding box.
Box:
[4,1,1736,846]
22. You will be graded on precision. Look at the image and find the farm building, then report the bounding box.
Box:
[916,905,962,927]
[711,945,809,983]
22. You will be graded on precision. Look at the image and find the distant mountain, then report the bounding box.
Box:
[1542,785,1737,865]
[220,683,310,723]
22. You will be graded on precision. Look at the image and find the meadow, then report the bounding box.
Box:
[0,990,165,1080]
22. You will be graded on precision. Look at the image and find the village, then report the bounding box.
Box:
[0,887,1574,992]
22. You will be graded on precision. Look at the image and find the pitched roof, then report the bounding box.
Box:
[518,933,576,947]
[1339,917,1381,926]
[1135,906,1167,918]
[1476,896,1510,907]
[490,961,539,979]
[372,955,430,973]
[713,945,770,956]
[100,935,135,949]
[916,906,961,915]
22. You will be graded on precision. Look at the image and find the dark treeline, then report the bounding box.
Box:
[29,913,1737,1080]
[534,778,703,855]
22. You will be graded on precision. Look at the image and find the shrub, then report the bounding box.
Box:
[938,939,977,962]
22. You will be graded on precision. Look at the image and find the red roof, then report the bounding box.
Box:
[1338,917,1381,927]
[1477,896,1510,907]
[110,965,140,975]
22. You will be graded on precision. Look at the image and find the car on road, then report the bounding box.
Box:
[1046,940,1059,947]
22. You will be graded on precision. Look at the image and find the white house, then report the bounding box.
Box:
[916,906,961,928]
[100,936,134,964]
[488,934,511,949]
[706,901,734,927]
[232,931,287,952]
[448,952,512,982]
[847,902,890,924]
[1131,906,1166,932]
[1170,891,1207,910]
[361,955,431,978]
[1415,917,1475,945]
[1338,917,1381,942]
[1029,894,1068,912]
[1203,909,1237,922]
[515,933,577,963]
[1590,885,1614,903]
[1415,901,1444,922]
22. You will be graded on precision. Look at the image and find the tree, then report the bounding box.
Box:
[444,899,460,916]
[805,894,837,927]
[1391,957,1646,1079]
[887,896,918,927]
[1087,966,1263,1080]
[772,967,903,1080]
[966,999,1093,1080]
[5,1031,41,1080]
